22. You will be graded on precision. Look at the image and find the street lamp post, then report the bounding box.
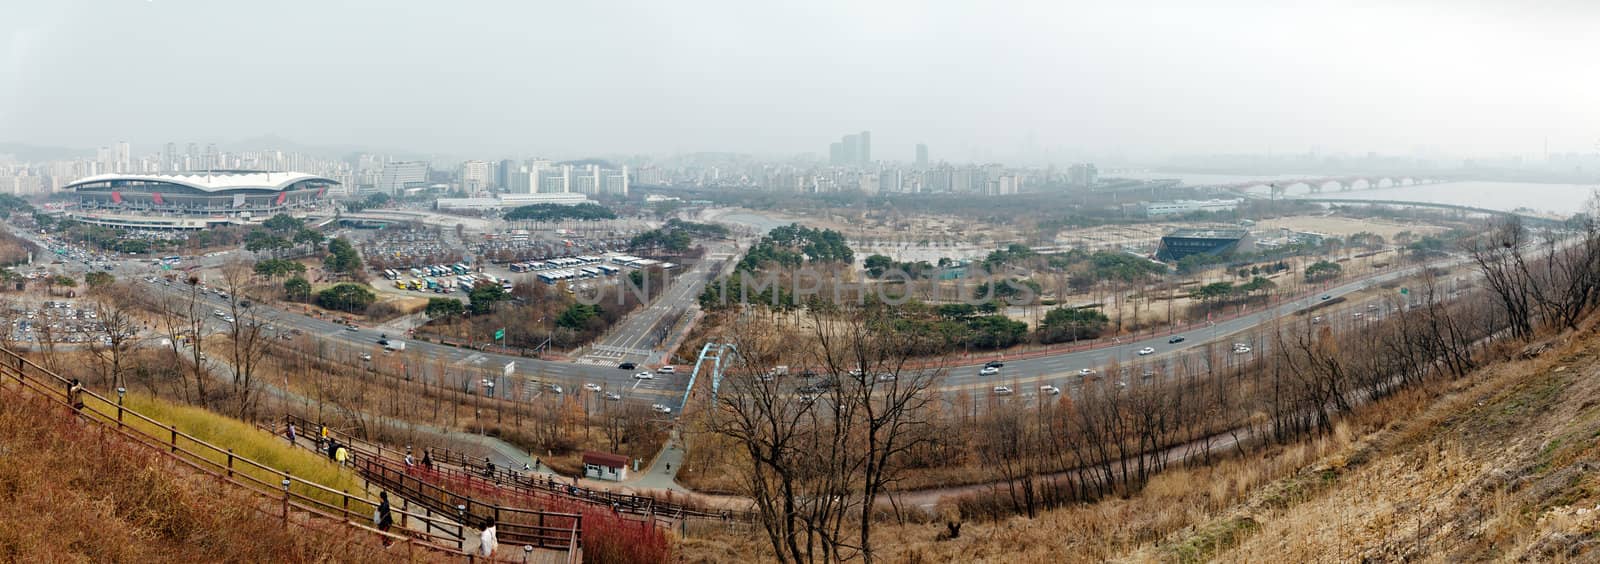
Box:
[116,387,126,424]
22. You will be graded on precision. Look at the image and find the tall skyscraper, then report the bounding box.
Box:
[841,134,860,167]
[915,143,928,167]
[496,159,516,189]
[829,142,845,166]
[857,131,871,165]
[163,142,177,171]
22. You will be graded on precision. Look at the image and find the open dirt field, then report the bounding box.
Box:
[1251,214,1447,240]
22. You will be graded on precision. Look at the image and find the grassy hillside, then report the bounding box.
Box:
[1188,329,1600,561]
[681,326,1600,563]
[0,392,389,561]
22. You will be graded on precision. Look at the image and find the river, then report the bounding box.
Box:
[1114,171,1597,216]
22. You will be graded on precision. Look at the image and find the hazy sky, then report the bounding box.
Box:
[3,0,1598,161]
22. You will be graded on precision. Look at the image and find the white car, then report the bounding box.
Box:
[1137,347,1155,356]
[604,392,622,401]
[1233,345,1252,354]
[651,403,672,414]
[359,353,372,361]
[1040,385,1061,395]
[978,366,1000,376]
[633,371,654,380]
[992,386,1014,395]
[656,365,676,374]
[1078,368,1096,376]
[583,383,602,392]
[876,373,897,382]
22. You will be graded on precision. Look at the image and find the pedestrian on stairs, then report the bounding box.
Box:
[66,379,85,411]
[479,517,498,557]
[286,422,297,446]
[376,491,395,547]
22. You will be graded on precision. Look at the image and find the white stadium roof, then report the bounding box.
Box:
[66,171,336,192]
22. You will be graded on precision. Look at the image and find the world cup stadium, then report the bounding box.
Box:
[62,171,338,230]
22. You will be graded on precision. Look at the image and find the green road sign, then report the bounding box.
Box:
[494,328,505,340]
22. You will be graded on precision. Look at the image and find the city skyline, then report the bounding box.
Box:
[4,1,1598,161]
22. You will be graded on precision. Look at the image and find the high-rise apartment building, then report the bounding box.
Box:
[115,141,131,172]
[916,144,928,167]
[828,131,873,167]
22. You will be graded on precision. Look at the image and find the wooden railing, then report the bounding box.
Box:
[0,346,514,562]
[279,413,751,522]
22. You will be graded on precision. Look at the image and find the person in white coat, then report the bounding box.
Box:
[480,517,498,557]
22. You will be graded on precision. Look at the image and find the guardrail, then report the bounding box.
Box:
[0,345,485,560]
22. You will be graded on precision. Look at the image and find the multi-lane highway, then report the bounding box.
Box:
[10,218,1466,415]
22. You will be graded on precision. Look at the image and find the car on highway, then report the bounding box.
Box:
[618,362,636,370]
[876,373,897,382]
[978,366,1000,376]
[1078,368,1096,376]
[633,371,654,380]
[1168,336,1185,344]
[345,325,359,332]
[1321,294,1332,300]
[656,365,675,374]
[360,353,372,361]
[583,383,602,392]
[651,404,672,414]
[984,360,1005,369]
[1137,347,1155,356]
[547,384,564,394]
[1040,385,1061,395]
[992,386,1013,395]
[604,392,622,401]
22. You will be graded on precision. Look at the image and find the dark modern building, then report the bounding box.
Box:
[1156,228,1254,261]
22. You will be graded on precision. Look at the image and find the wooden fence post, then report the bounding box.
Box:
[169,424,178,453]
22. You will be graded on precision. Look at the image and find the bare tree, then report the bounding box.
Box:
[81,287,141,391]
[221,260,273,419]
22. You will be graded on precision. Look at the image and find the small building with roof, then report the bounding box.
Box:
[581,451,630,482]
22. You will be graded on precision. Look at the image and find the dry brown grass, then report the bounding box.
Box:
[0,388,424,562]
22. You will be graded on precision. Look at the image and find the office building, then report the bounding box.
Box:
[916,143,928,167]
[378,161,429,194]
[460,160,490,192]
[1142,199,1244,217]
